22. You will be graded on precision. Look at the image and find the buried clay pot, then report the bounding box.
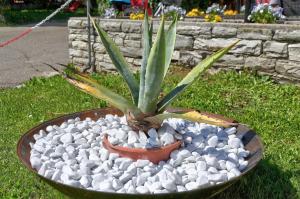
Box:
[103,134,182,164]
[17,107,263,199]
[102,108,237,164]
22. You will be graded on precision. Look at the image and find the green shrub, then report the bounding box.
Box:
[96,0,110,16]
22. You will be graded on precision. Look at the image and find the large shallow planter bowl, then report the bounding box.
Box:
[17,107,263,199]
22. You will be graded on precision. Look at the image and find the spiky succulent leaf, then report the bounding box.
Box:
[90,15,139,105]
[138,12,152,108]
[144,110,237,128]
[163,15,177,77]
[139,17,166,113]
[157,40,240,112]
[65,70,142,117]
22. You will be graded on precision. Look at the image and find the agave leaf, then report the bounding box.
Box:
[157,40,240,112]
[89,15,139,105]
[163,15,177,77]
[66,76,142,117]
[139,17,166,113]
[144,110,237,128]
[138,12,152,108]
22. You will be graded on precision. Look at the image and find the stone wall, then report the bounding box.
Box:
[68,18,300,84]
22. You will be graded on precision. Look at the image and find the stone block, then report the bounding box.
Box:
[108,32,126,39]
[263,41,288,58]
[237,28,273,40]
[72,57,89,65]
[125,57,134,64]
[288,44,300,61]
[124,40,141,48]
[69,49,89,58]
[126,33,142,40]
[103,54,112,63]
[245,57,276,72]
[275,60,300,79]
[93,43,106,53]
[68,19,87,29]
[69,28,87,34]
[120,47,142,58]
[177,25,211,36]
[179,51,203,66]
[194,38,236,51]
[97,61,116,70]
[95,33,123,46]
[231,40,262,56]
[69,34,88,42]
[100,21,122,32]
[212,26,237,37]
[195,39,261,56]
[216,54,244,67]
[175,35,194,50]
[133,59,142,66]
[71,41,88,50]
[95,54,104,62]
[113,37,123,46]
[172,51,180,61]
[122,22,142,33]
[274,30,300,42]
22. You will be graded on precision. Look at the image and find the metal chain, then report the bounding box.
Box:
[1,0,74,47]
[32,0,74,29]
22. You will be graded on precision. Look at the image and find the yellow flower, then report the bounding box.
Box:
[130,13,144,20]
[186,8,203,17]
[224,10,238,16]
[214,15,222,22]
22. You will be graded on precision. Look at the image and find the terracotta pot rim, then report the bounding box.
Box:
[103,134,182,153]
[16,107,264,198]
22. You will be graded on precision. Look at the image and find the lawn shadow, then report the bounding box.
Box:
[213,159,298,199]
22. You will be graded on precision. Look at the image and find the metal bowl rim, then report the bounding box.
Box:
[17,107,264,196]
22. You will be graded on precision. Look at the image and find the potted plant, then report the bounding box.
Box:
[17,13,263,198]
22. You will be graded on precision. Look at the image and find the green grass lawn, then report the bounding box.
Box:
[0,71,299,198]
[0,8,86,26]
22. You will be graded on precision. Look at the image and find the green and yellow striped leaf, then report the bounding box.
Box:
[157,40,239,112]
[138,17,166,114]
[144,110,237,128]
[90,15,139,105]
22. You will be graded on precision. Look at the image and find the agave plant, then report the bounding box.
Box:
[65,13,239,132]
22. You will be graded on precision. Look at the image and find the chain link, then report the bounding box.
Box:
[32,0,74,29]
[1,0,75,47]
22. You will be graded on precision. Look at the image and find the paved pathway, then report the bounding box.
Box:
[0,22,68,88]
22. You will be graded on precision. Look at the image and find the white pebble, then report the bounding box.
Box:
[136,186,149,194]
[80,175,92,188]
[60,133,73,144]
[207,135,218,147]
[135,159,150,168]
[128,131,139,145]
[185,181,199,190]
[160,133,175,146]
[228,138,241,149]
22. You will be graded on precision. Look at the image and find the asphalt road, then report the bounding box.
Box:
[0,22,68,88]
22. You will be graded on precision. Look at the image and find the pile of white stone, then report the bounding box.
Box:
[30,115,250,194]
